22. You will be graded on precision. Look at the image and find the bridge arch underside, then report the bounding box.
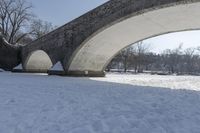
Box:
[24,50,53,73]
[67,2,200,76]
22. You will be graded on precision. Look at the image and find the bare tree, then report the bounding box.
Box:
[30,19,55,39]
[162,44,183,73]
[128,41,151,73]
[0,0,33,44]
[107,42,200,75]
[183,47,196,73]
[109,41,151,73]
[119,47,134,72]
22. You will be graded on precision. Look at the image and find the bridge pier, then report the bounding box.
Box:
[66,71,105,77]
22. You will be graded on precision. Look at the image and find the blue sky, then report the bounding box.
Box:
[28,0,200,53]
[27,0,108,26]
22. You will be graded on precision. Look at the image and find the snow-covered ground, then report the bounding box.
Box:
[1,72,200,133]
[92,73,200,91]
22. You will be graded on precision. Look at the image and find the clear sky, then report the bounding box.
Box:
[144,30,200,53]
[27,0,108,26]
[27,0,200,53]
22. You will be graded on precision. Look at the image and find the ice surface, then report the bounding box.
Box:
[0,72,200,133]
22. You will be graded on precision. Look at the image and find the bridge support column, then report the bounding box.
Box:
[66,70,105,77]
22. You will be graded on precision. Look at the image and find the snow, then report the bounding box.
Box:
[50,62,63,71]
[0,72,200,133]
[92,73,200,91]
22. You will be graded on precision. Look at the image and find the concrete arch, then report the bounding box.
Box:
[67,2,200,76]
[24,50,53,73]
[21,0,200,76]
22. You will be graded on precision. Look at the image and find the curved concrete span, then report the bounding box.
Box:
[21,0,200,76]
[68,2,200,76]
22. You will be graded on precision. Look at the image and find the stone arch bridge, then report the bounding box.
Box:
[20,0,200,76]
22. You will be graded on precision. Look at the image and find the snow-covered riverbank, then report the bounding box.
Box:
[0,72,200,133]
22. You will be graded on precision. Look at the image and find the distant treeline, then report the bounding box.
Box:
[107,42,200,75]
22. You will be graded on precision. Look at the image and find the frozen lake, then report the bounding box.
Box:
[0,72,200,133]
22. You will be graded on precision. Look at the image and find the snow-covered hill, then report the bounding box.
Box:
[0,72,200,133]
